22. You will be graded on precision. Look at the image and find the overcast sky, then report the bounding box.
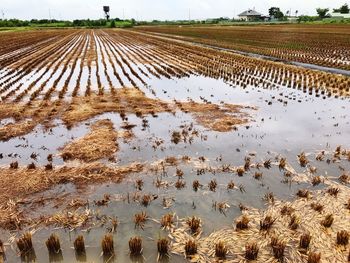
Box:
[1,0,348,21]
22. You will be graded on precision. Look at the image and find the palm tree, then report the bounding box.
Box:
[295,10,299,17]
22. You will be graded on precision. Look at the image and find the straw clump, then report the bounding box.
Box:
[101,234,114,257]
[236,215,250,230]
[134,211,148,230]
[74,235,86,257]
[185,239,197,257]
[60,119,118,162]
[157,238,169,258]
[46,234,61,254]
[271,236,286,260]
[308,252,321,263]
[17,232,33,255]
[215,241,227,259]
[299,233,312,250]
[321,214,334,228]
[336,230,349,246]
[129,236,142,256]
[187,216,201,234]
[245,242,259,261]
[260,215,275,231]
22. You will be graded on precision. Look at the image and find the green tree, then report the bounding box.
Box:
[268,7,284,20]
[110,19,116,28]
[339,3,350,13]
[316,8,329,18]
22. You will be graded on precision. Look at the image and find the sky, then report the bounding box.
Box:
[0,0,348,21]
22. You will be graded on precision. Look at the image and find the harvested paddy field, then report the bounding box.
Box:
[0,28,349,262]
[136,24,350,71]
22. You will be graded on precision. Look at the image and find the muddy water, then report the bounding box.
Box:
[0,72,350,262]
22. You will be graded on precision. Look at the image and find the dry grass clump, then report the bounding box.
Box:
[326,187,340,197]
[260,215,275,231]
[141,194,152,207]
[27,162,36,170]
[62,89,170,126]
[185,239,197,257]
[271,236,286,260]
[300,233,312,250]
[74,235,86,259]
[308,252,321,263]
[101,234,114,257]
[129,236,142,256]
[336,230,349,246]
[237,167,245,176]
[134,211,148,230]
[17,232,35,259]
[193,180,201,191]
[0,120,36,142]
[263,192,275,203]
[157,238,169,259]
[339,173,349,184]
[311,202,324,213]
[135,179,144,190]
[281,205,295,216]
[161,213,174,229]
[46,234,62,260]
[171,131,182,144]
[17,232,33,252]
[289,214,300,230]
[187,216,201,234]
[10,161,18,169]
[254,172,263,180]
[321,214,334,228]
[346,199,350,210]
[311,176,322,186]
[0,162,144,213]
[94,194,111,206]
[244,157,251,171]
[208,179,217,192]
[245,242,259,260]
[236,215,250,230]
[316,151,325,161]
[297,189,310,198]
[227,180,235,189]
[178,101,252,132]
[175,179,186,189]
[279,158,286,170]
[176,168,184,178]
[0,239,4,260]
[298,152,309,167]
[264,159,271,169]
[215,241,227,259]
[45,163,53,171]
[61,119,118,162]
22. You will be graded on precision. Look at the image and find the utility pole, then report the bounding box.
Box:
[189,8,191,21]
[49,9,52,22]
[1,9,5,20]
[123,8,125,20]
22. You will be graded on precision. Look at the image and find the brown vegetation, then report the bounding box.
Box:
[61,119,118,162]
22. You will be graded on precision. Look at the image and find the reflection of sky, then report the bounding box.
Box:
[1,0,346,20]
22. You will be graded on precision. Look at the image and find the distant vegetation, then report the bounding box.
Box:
[0,18,136,28]
[1,3,350,29]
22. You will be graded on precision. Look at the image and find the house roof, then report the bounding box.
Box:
[238,9,263,17]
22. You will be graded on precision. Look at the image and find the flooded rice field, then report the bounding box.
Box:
[0,28,349,262]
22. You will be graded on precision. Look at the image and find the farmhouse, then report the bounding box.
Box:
[238,9,264,21]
